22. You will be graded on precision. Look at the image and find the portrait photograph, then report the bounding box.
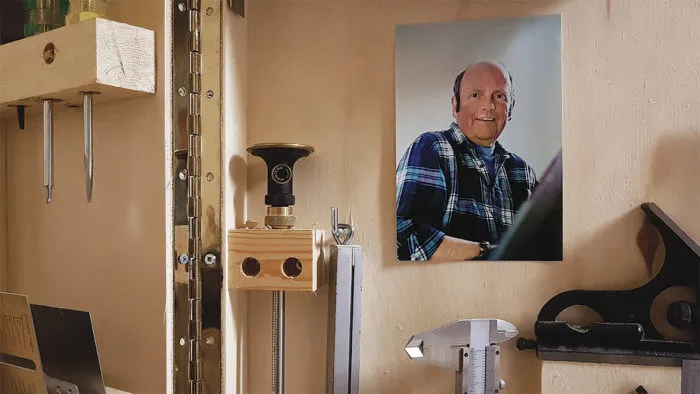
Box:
[395,14,563,262]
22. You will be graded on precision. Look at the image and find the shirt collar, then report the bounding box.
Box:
[447,122,510,158]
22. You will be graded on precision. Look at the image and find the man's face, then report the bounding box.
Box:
[452,64,509,147]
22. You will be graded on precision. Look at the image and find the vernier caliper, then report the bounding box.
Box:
[404,319,518,394]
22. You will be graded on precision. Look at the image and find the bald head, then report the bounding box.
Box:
[451,62,514,147]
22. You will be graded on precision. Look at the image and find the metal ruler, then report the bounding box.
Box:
[682,360,700,394]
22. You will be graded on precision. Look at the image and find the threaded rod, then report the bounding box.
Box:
[272,290,285,394]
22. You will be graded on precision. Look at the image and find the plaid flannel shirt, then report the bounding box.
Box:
[396,122,538,261]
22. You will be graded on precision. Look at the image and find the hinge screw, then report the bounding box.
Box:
[178,87,186,96]
[178,253,189,264]
[204,253,217,266]
[178,2,186,12]
[178,169,187,181]
[205,90,214,99]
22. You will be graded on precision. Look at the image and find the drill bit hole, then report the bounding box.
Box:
[241,257,261,277]
[282,257,303,278]
[43,43,56,64]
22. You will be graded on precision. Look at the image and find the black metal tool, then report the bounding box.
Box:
[518,202,700,367]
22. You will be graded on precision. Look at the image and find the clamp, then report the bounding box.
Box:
[404,319,518,394]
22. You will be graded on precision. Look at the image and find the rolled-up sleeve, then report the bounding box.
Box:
[396,133,448,261]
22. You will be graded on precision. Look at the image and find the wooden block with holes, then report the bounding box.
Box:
[0,17,155,119]
[228,229,324,291]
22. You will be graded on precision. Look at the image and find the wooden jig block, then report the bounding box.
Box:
[228,228,324,292]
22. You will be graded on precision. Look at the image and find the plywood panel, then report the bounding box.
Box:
[245,0,700,393]
[4,0,167,393]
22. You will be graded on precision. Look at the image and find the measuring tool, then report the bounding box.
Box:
[517,202,700,393]
[405,319,518,394]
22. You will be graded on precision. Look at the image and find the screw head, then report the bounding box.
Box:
[205,90,214,99]
[205,172,214,181]
[205,336,215,346]
[178,2,186,12]
[178,169,187,181]
[179,338,186,346]
[204,254,217,266]
[178,87,186,96]
[178,253,189,264]
[206,7,214,15]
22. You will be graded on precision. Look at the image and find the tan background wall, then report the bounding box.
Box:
[243,0,700,393]
[1,1,166,392]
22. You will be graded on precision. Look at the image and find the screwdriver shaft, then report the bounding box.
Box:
[43,99,54,203]
[84,93,93,202]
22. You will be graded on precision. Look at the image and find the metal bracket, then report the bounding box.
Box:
[44,374,80,394]
[327,245,364,394]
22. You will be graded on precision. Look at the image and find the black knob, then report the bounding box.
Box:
[247,143,314,207]
[668,302,697,329]
[516,337,537,351]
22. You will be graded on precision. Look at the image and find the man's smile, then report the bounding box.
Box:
[475,117,496,122]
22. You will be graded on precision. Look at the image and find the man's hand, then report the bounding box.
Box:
[430,235,483,261]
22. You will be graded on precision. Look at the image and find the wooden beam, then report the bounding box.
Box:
[0,18,155,119]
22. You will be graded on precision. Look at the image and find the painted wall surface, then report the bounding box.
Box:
[395,14,562,176]
[2,1,166,392]
[245,0,700,393]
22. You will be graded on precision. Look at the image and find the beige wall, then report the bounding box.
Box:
[243,0,700,393]
[1,1,166,392]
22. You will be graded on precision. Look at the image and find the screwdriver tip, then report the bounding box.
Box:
[46,187,52,204]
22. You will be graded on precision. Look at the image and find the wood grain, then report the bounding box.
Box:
[0,18,155,119]
[228,229,322,291]
[0,292,45,394]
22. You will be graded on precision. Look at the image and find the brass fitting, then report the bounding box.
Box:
[265,207,295,229]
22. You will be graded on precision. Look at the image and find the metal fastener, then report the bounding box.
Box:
[205,90,214,99]
[204,253,217,266]
[178,169,188,181]
[178,253,189,265]
[178,87,187,96]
